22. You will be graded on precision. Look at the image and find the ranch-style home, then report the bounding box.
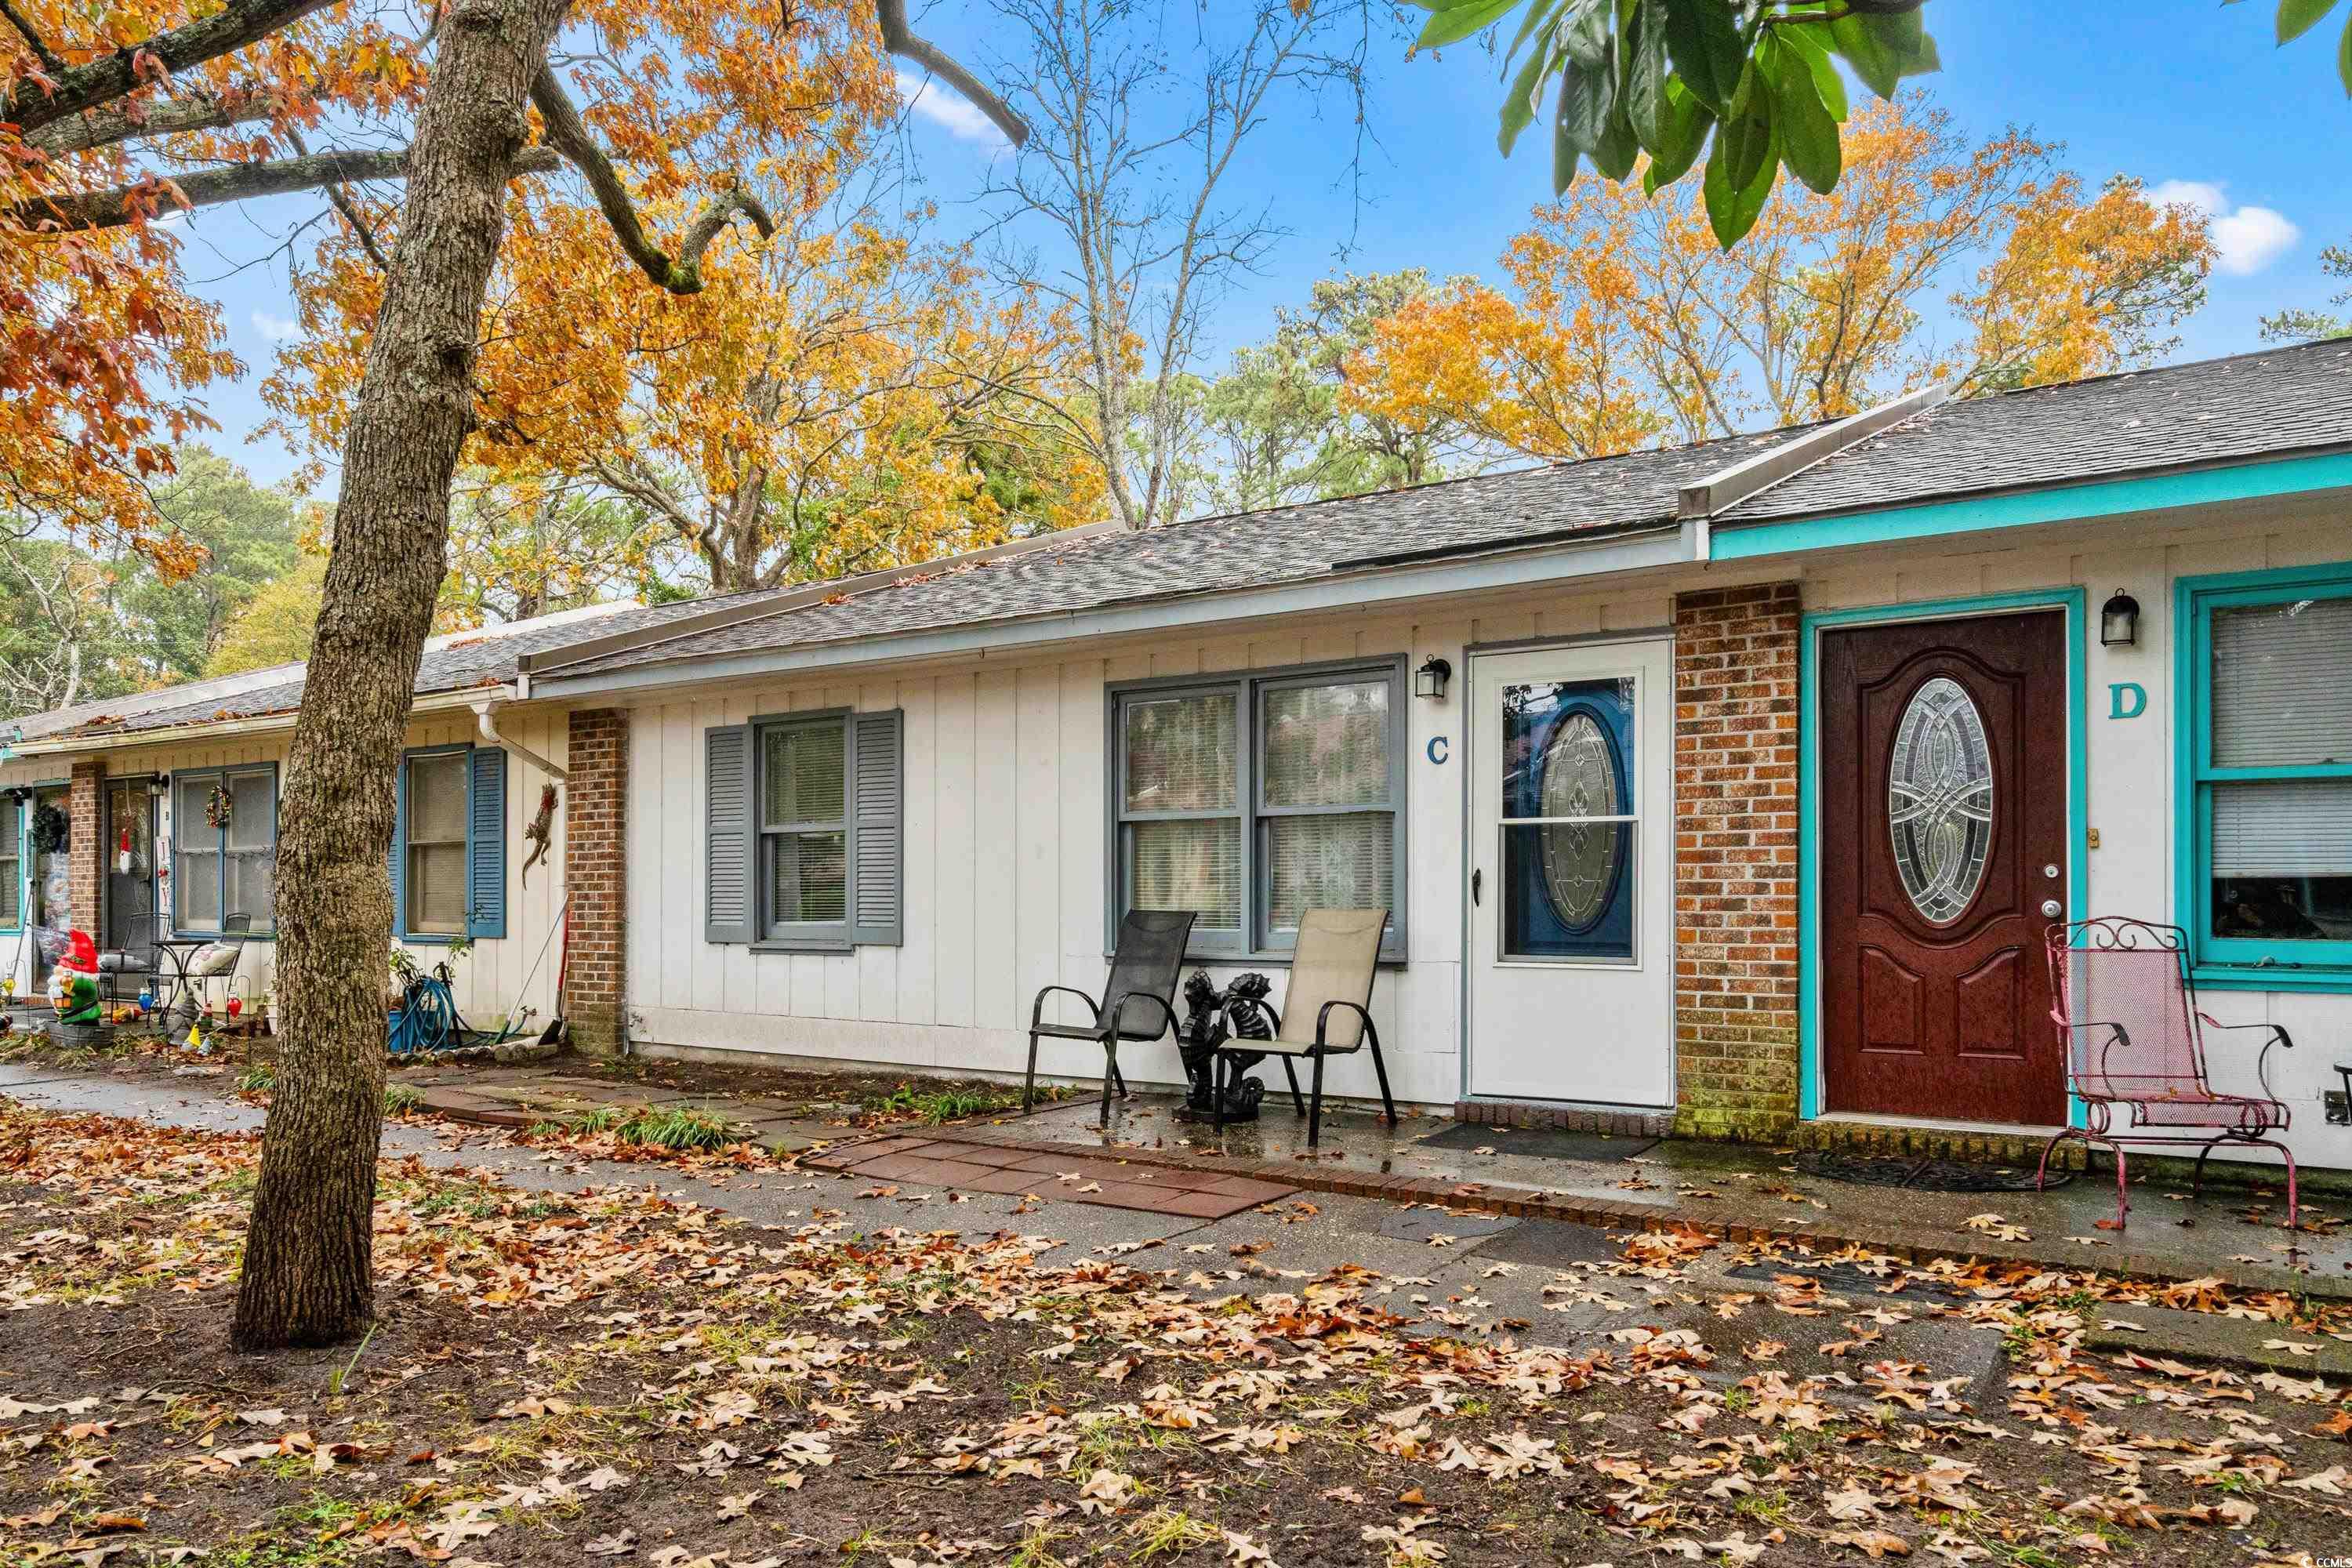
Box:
[7,339,2352,1172]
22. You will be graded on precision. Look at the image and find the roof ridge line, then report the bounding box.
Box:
[1678,381,1955,528]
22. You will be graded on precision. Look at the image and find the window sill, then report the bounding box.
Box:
[1104,948,1410,970]
[172,931,277,944]
[750,938,855,956]
[401,932,468,946]
[2191,964,2352,993]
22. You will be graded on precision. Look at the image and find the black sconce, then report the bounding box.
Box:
[2100,590,2141,648]
[1414,656,1453,701]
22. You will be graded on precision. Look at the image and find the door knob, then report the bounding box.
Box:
[2040,899,2063,919]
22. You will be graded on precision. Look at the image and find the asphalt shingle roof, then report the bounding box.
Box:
[14,341,2352,740]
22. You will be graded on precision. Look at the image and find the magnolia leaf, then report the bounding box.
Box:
[1416,0,1523,50]
[1660,0,1747,113]
[2278,0,2344,44]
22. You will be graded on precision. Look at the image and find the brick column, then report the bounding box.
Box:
[67,758,104,940]
[1671,583,1802,1141]
[562,709,628,1054]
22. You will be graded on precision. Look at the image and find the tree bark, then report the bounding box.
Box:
[229,0,570,1352]
[6,146,561,233]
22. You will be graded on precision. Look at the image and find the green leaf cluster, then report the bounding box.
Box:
[1416,0,1943,245]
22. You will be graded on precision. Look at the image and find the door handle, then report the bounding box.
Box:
[1472,869,1483,907]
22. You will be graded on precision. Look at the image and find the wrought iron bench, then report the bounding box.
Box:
[2039,917,2298,1232]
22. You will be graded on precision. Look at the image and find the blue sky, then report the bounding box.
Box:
[190,2,2352,492]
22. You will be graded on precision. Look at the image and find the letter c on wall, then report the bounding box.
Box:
[1426,736,1450,765]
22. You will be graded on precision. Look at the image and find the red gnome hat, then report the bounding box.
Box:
[63,930,98,975]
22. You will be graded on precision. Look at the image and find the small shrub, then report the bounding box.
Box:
[237,1063,277,1094]
[620,1105,739,1150]
[383,1083,425,1117]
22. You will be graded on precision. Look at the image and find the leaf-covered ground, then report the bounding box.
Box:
[2,1100,2350,1568]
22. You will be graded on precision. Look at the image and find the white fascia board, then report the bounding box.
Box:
[8,685,515,757]
[528,525,1691,700]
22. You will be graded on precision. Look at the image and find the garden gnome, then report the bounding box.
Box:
[48,930,103,1026]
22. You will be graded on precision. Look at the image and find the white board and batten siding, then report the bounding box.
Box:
[620,590,1679,1111]
[0,711,567,1033]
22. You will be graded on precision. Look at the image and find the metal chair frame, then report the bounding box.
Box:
[1025,909,1196,1125]
[2038,916,2298,1232]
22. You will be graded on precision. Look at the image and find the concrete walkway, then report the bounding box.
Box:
[7,1059,2352,1388]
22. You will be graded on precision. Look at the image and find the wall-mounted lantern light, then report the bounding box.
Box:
[2100,590,2141,648]
[1414,656,1453,702]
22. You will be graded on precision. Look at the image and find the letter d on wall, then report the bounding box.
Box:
[2107,681,2147,720]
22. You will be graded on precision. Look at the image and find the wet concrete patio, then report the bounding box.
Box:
[993,1088,2352,1289]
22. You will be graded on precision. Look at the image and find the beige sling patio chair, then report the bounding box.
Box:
[1212,907,1396,1146]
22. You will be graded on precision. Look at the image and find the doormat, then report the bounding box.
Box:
[1419,1123,1658,1163]
[1795,1148,2074,1192]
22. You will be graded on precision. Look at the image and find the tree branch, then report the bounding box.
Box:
[285,126,393,271]
[30,90,275,154]
[3,0,338,135]
[7,144,560,233]
[0,0,65,77]
[530,66,773,296]
[875,0,1028,147]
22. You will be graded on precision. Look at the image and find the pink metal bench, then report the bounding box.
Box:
[2039,917,2297,1233]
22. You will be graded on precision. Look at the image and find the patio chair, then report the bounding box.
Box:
[1213,908,1396,1148]
[1025,909,1196,1124]
[2040,917,2298,1232]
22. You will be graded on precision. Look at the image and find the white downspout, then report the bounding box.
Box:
[473,700,568,781]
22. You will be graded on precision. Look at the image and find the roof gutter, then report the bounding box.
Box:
[1678,380,1954,558]
[473,698,567,781]
[7,685,515,758]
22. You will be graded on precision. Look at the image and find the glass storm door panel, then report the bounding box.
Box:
[1817,612,2071,1127]
[1468,640,1673,1108]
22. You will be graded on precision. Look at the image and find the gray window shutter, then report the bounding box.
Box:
[388,764,405,934]
[705,724,756,944]
[849,710,902,946]
[466,746,507,940]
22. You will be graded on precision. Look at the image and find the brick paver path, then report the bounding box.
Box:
[803,1134,1295,1219]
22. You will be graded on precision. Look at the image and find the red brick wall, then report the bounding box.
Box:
[1672,583,1802,1139]
[67,759,104,942]
[562,709,628,1054]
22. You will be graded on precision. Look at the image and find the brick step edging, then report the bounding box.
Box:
[912,1120,2352,1304]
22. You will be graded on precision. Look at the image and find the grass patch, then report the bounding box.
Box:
[237,1062,277,1094]
[383,1083,425,1117]
[864,1080,1055,1125]
[532,1102,743,1150]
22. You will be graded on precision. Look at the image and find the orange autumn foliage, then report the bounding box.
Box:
[1347,96,2214,463]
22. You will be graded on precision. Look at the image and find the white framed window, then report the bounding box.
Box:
[404,750,470,936]
[172,764,278,936]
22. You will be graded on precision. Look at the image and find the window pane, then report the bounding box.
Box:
[407,842,466,934]
[1127,818,1241,931]
[1503,677,1634,820]
[764,724,845,826]
[407,755,466,843]
[227,770,275,851]
[1266,812,1393,931]
[2210,778,2352,942]
[178,849,221,931]
[1123,693,1236,812]
[769,830,847,924]
[2212,596,2352,768]
[176,778,215,850]
[1503,822,1634,961]
[1262,681,1390,808]
[0,855,18,927]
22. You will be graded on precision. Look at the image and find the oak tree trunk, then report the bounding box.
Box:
[230,0,570,1350]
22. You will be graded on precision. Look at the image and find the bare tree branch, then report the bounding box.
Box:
[7,145,560,233]
[285,126,394,272]
[31,90,275,154]
[529,67,775,296]
[3,0,337,135]
[874,0,1028,147]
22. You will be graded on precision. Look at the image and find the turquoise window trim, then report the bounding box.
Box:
[1797,588,2089,1130]
[397,742,474,946]
[2172,561,2352,988]
[169,763,280,941]
[1715,450,2352,562]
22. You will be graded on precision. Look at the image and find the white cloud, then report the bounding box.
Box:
[251,309,301,343]
[2149,180,2300,277]
[895,69,1009,146]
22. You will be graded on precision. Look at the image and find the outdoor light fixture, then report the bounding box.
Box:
[2100,590,2141,648]
[1414,656,1453,701]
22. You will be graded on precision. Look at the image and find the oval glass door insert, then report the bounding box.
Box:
[1887,676,1994,925]
[1537,709,1623,931]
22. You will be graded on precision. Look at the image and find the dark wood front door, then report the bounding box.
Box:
[1819,611,2069,1126]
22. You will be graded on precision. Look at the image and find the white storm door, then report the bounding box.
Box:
[1466,639,1675,1105]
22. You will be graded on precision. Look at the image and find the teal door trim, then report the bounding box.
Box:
[2172,560,2352,991]
[1717,451,2352,562]
[1797,588,2089,1128]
